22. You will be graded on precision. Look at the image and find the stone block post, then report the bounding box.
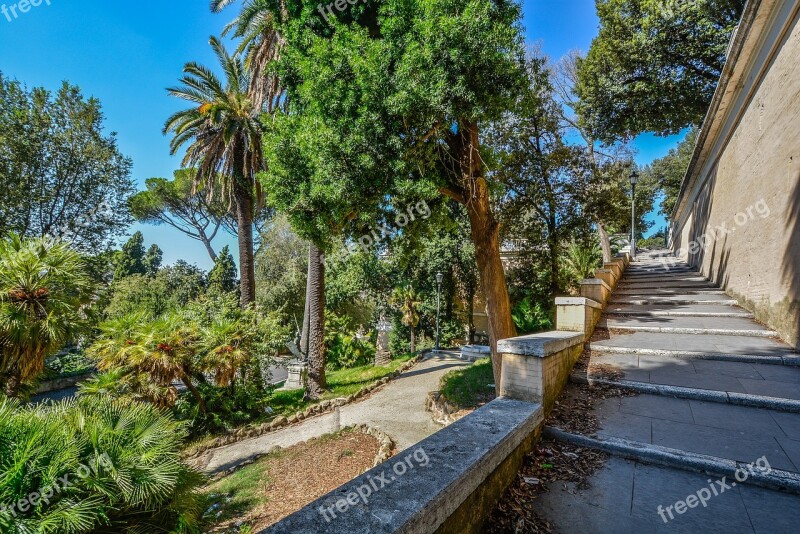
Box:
[579,278,612,306]
[604,261,623,280]
[556,297,603,340]
[497,331,585,413]
[594,268,618,290]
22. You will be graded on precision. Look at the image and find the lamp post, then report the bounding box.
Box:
[630,170,639,261]
[435,272,443,351]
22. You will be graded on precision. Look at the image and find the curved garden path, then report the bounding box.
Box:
[193,351,470,474]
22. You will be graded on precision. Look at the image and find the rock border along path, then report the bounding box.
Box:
[191,351,470,474]
[538,251,800,532]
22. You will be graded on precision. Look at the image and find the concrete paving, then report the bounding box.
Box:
[535,457,800,533]
[541,252,800,531]
[193,352,470,473]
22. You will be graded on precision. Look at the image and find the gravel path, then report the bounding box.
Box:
[193,352,470,474]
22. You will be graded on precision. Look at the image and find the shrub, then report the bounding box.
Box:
[511,297,552,334]
[0,235,95,397]
[325,313,375,370]
[561,240,603,289]
[0,396,203,533]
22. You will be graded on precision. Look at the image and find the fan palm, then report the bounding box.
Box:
[562,240,603,287]
[390,285,422,353]
[0,235,94,397]
[164,36,264,308]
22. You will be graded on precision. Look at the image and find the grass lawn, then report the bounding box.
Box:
[266,354,414,418]
[202,428,380,532]
[438,357,497,409]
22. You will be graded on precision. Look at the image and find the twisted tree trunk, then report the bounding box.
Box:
[442,121,516,393]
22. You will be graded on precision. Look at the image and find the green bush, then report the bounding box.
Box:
[0,396,203,533]
[639,236,666,249]
[44,351,94,378]
[511,297,552,334]
[325,313,376,370]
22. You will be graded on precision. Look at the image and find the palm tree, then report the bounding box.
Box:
[0,235,94,397]
[164,36,264,308]
[390,285,422,353]
[211,0,284,111]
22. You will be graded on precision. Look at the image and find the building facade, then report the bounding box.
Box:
[670,0,800,348]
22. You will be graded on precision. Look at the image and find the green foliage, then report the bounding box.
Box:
[639,234,667,249]
[208,245,238,295]
[0,235,95,396]
[511,298,553,335]
[324,313,375,370]
[0,396,203,533]
[576,0,745,140]
[644,128,698,216]
[86,293,288,434]
[0,74,134,252]
[561,240,604,287]
[44,351,94,378]
[114,231,146,279]
[255,214,308,327]
[439,358,496,408]
[105,261,207,320]
[143,244,163,277]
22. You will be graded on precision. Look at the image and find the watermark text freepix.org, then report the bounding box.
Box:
[2,0,51,23]
[319,447,429,522]
[657,456,771,523]
[0,453,113,517]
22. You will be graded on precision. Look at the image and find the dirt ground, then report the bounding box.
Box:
[204,429,381,532]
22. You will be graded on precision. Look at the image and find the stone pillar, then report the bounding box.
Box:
[603,261,623,281]
[283,360,308,390]
[594,268,618,290]
[375,317,392,366]
[497,331,585,413]
[579,278,612,306]
[555,297,603,341]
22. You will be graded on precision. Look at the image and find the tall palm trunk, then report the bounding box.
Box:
[410,326,416,354]
[305,242,327,399]
[234,178,256,308]
[458,121,516,393]
[300,243,312,357]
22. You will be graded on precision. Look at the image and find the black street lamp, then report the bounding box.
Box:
[630,171,639,261]
[435,272,443,351]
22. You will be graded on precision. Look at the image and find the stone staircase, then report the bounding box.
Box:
[538,251,800,532]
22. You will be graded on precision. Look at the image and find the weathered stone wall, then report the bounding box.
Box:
[672,4,800,348]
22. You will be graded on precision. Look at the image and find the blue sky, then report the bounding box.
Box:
[0,0,678,269]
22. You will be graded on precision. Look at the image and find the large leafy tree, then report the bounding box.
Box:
[208,245,238,295]
[164,37,264,308]
[643,127,698,217]
[0,235,95,396]
[576,0,745,141]
[260,0,526,390]
[114,231,147,279]
[129,170,232,261]
[0,74,134,251]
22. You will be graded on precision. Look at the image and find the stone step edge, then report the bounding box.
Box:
[597,325,779,338]
[587,345,800,366]
[542,427,800,496]
[609,299,739,306]
[613,290,727,296]
[618,283,718,289]
[606,311,754,318]
[570,374,800,413]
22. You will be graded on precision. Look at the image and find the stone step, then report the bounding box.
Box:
[590,352,800,393]
[573,374,800,413]
[598,317,778,338]
[610,297,739,306]
[618,280,718,290]
[589,331,797,359]
[590,347,800,366]
[612,288,728,296]
[606,303,753,318]
[618,275,706,283]
[543,427,800,495]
